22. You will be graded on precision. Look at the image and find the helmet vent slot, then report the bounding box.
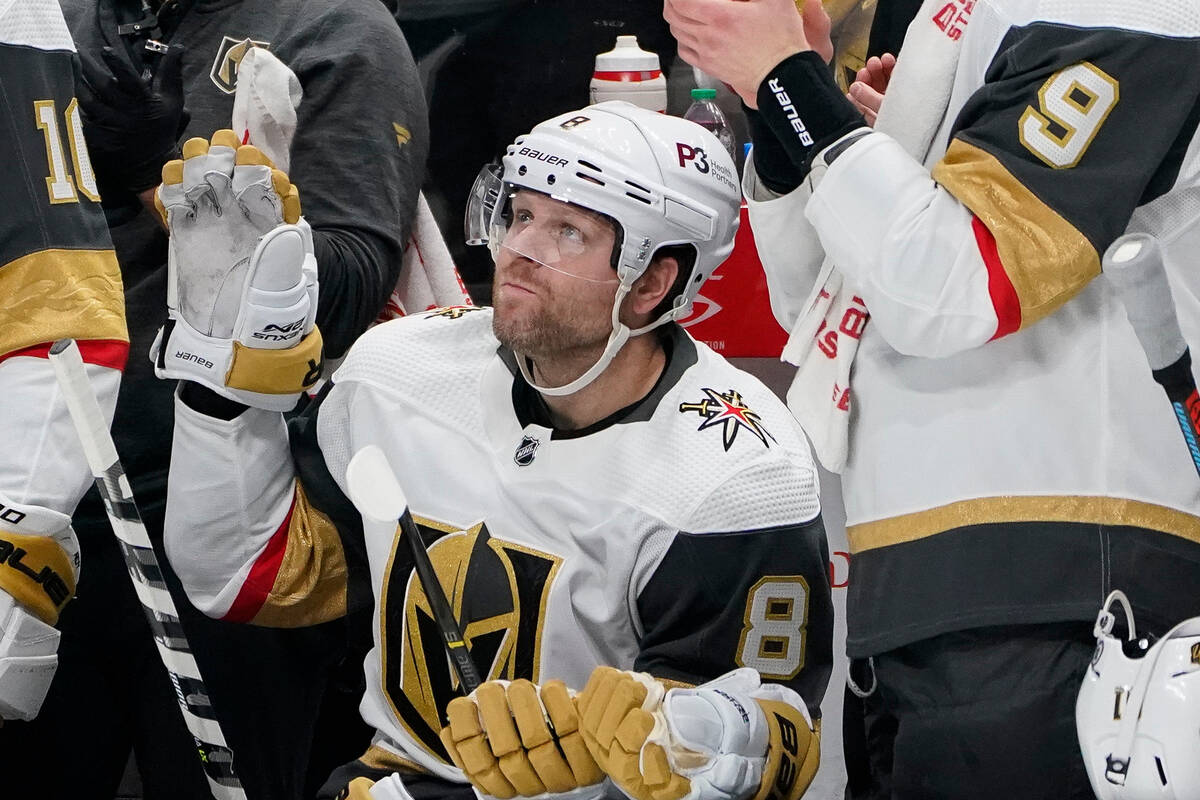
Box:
[576,172,605,187]
[625,179,650,194]
[625,192,652,205]
[579,160,603,172]
[1156,757,1168,786]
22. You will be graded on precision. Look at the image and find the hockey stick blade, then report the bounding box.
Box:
[1103,234,1200,478]
[345,445,408,523]
[345,446,483,693]
[48,339,248,800]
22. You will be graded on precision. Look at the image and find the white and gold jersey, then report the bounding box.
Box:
[165,307,832,780]
[746,0,1200,656]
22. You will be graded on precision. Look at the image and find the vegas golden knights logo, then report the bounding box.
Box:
[209,36,271,94]
[380,518,561,762]
[1192,642,1200,666]
[425,305,482,321]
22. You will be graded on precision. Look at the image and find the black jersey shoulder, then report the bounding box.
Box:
[948,22,1200,251]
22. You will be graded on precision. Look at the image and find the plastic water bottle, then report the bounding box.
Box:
[683,88,737,163]
[589,35,668,112]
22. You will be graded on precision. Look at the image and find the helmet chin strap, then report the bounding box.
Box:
[515,281,682,397]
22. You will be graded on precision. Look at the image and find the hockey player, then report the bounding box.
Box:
[158,102,833,800]
[0,0,126,723]
[665,0,1200,797]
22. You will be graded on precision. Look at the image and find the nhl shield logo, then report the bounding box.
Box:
[513,435,540,466]
[209,36,271,94]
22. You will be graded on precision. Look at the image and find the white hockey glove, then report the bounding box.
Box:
[441,679,605,800]
[577,667,819,800]
[0,498,80,721]
[150,129,323,411]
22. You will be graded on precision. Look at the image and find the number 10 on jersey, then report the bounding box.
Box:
[34,99,100,204]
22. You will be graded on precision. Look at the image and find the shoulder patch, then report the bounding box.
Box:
[678,387,777,451]
[423,305,484,321]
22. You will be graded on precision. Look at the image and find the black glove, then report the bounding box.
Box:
[77,43,189,194]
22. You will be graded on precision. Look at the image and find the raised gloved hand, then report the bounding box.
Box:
[577,667,819,800]
[77,43,189,194]
[150,129,323,411]
[441,679,605,800]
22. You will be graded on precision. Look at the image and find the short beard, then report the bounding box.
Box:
[491,282,611,361]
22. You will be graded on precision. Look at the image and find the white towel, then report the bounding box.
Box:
[231,47,471,326]
[378,195,473,321]
[782,0,967,472]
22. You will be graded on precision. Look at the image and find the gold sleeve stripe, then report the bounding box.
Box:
[932,139,1100,329]
[848,495,1200,554]
[0,530,76,626]
[251,481,348,627]
[223,482,348,627]
[751,699,820,800]
[0,249,127,357]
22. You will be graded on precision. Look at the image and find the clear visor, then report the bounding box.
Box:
[464,164,620,284]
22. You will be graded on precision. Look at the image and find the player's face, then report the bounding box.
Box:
[492,191,620,358]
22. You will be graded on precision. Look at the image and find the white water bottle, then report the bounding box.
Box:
[683,88,737,163]
[589,35,667,112]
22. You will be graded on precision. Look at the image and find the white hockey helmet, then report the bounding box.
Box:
[1076,590,1200,800]
[466,101,741,395]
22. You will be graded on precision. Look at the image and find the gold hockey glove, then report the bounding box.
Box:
[441,679,604,799]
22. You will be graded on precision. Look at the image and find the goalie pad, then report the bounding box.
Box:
[0,495,78,627]
[578,668,818,800]
[151,130,323,411]
[0,496,79,721]
[0,591,61,721]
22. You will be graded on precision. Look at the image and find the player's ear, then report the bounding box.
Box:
[629,254,679,319]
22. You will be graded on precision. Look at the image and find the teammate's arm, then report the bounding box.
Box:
[286,2,428,357]
[0,0,127,721]
[164,381,363,627]
[674,0,1200,357]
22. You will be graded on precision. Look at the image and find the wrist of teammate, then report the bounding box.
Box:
[743,105,806,194]
[755,51,869,173]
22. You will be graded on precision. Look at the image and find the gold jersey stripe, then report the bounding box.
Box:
[847,495,1200,554]
[0,249,127,356]
[250,481,348,627]
[932,139,1101,328]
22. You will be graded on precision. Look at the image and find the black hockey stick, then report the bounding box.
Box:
[48,339,247,800]
[345,445,483,694]
[1103,233,1200,479]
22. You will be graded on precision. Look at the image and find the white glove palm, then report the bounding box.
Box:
[150,129,322,410]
